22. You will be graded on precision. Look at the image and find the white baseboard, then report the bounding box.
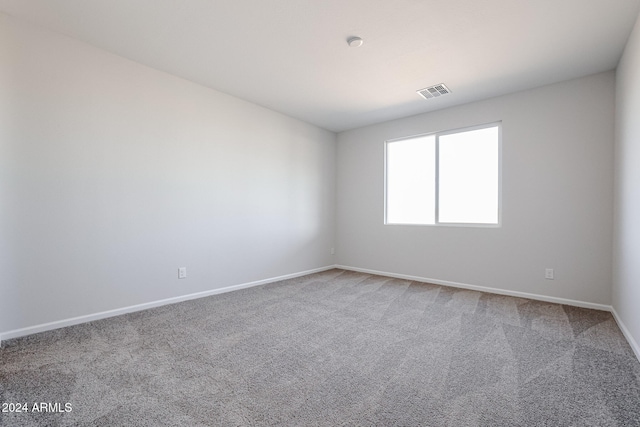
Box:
[5,264,637,364]
[610,307,640,362]
[341,264,640,362]
[335,265,612,311]
[337,266,640,362]
[0,265,336,345]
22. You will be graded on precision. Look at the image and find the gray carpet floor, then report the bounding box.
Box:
[1,269,640,426]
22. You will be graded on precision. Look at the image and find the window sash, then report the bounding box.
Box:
[384,122,501,227]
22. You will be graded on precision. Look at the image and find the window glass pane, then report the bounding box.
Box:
[438,127,499,224]
[386,136,436,224]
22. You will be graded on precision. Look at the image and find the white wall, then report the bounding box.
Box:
[0,15,336,336]
[613,11,640,355]
[336,72,615,305]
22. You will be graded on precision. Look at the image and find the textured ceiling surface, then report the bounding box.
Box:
[1,0,639,132]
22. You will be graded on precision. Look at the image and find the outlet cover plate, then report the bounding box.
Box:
[545,268,554,280]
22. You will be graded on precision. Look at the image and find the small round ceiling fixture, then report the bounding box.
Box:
[347,37,363,48]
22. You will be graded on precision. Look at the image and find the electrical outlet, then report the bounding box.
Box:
[178,267,187,279]
[545,268,554,280]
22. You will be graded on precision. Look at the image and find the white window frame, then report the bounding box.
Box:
[384,122,502,227]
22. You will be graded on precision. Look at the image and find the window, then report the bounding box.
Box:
[385,123,501,226]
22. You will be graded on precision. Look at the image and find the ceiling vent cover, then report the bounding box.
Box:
[417,83,451,100]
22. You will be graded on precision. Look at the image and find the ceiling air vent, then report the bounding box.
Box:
[417,83,451,100]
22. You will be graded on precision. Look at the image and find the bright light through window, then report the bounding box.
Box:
[439,127,499,224]
[385,123,500,226]
[386,135,436,224]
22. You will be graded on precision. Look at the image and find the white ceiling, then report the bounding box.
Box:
[1,0,639,132]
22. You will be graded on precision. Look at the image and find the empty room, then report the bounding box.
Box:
[2,0,640,425]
